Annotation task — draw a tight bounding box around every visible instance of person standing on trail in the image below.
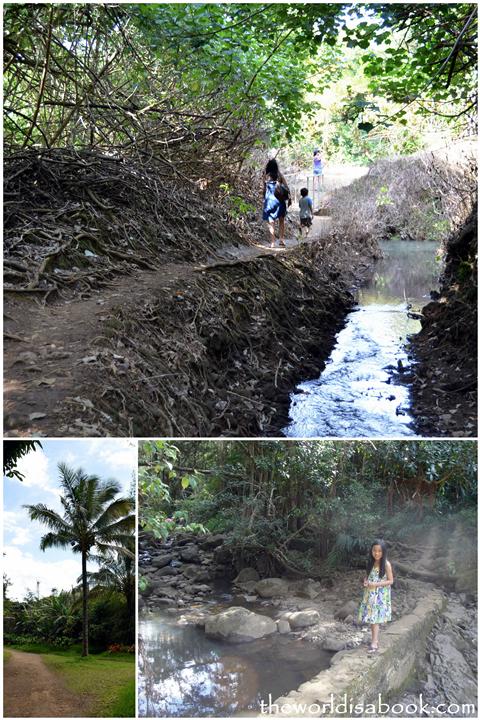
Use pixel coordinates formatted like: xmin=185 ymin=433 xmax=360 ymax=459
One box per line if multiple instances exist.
xmin=357 ymin=539 xmax=393 ymax=654
xmin=298 ymin=187 xmax=313 ymax=239
xmin=313 ymin=149 xmax=324 ymax=190
xmin=262 ymin=158 xmax=290 ymax=248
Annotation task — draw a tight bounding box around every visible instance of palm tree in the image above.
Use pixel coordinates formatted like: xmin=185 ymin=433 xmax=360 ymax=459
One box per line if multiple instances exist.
xmin=24 ymin=462 xmax=135 ymax=656
xmin=82 ymin=537 xmax=135 ymax=629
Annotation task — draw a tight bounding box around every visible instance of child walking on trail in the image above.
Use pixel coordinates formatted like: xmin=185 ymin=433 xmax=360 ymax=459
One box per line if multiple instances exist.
xmin=357 ymin=539 xmax=393 ymax=654
xmin=298 ymin=187 xmax=313 ymax=238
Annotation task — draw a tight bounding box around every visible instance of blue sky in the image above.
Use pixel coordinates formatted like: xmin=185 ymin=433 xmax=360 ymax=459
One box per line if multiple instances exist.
xmin=3 ymin=439 xmax=137 ymax=600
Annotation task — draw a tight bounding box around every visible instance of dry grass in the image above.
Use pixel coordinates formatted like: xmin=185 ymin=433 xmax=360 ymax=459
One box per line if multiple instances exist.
xmin=325 ymin=143 xmax=477 ymax=247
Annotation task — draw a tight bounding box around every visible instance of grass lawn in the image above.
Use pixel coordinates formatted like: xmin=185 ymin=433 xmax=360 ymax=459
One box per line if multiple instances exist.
xmin=9 ymin=644 xmax=135 ymax=717
xmin=4 ymin=648 xmax=12 ymax=663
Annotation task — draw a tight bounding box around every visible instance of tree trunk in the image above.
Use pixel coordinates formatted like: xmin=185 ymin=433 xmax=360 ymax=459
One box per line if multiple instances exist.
xmin=81 ymin=550 xmax=89 ymax=657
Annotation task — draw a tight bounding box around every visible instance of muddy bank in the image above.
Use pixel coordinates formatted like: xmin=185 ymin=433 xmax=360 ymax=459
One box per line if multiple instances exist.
xmin=410 ymin=203 xmax=477 ymax=437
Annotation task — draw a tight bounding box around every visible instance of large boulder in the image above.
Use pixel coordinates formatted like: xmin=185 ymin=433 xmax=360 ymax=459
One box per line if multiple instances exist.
xmin=284 ymin=610 xmax=320 ymax=628
xmin=204 ymin=607 xmax=277 ymax=643
xmin=235 ymin=580 xmax=258 ymax=593
xmin=255 ymin=578 xmax=290 ymax=598
xmin=180 ymin=545 xmax=200 ymax=562
xmin=290 ymin=578 xmax=322 ymax=599
xmin=200 ymin=534 xmax=227 ymax=549
xmin=155 ymin=566 xmax=179 ymax=577
xmin=334 ymin=600 xmax=358 ymax=620
xmin=151 ymin=584 xmax=178 ymax=599
xmin=322 ymin=637 xmax=347 ymax=652
xmin=151 ymin=554 xmax=174 ymax=568
xmin=234 ymin=568 xmax=260 ymax=584
xmin=182 ymin=564 xmax=210 ymax=582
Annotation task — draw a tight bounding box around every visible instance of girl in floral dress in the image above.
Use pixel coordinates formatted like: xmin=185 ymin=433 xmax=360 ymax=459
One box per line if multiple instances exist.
xmin=358 ymin=539 xmax=393 ymax=654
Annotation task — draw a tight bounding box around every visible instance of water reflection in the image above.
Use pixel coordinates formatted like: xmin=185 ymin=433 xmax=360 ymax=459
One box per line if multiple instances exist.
xmin=284 ymin=240 xmax=440 ymax=437
xmin=139 ymin=610 xmax=332 ymax=717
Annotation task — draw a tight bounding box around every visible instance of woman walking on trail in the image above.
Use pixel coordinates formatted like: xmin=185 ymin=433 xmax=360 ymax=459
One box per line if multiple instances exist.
xmin=262 ymin=158 xmax=290 ymax=248
xmin=313 ymin=149 xmax=324 ymax=190
xmin=358 ymin=539 xmax=393 ymax=654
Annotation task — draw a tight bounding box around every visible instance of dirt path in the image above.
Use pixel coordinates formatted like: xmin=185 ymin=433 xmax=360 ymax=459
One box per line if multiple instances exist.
xmin=3 ymin=649 xmax=90 ymax=717
xmin=4 ymin=217 xmax=332 ymax=437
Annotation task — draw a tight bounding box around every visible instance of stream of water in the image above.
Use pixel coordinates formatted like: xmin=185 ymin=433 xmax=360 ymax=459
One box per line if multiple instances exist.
xmin=284 ymin=240 xmax=440 ymax=437
xmin=139 ymin=597 xmax=332 ymax=717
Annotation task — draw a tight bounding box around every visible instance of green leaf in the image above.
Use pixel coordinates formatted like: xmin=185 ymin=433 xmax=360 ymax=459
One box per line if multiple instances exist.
xmin=358 ymin=121 xmax=375 ymax=133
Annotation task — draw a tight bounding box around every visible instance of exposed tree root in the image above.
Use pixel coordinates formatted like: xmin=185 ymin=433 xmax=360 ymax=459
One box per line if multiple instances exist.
xmin=86 ymin=242 xmax=360 ymax=437
xmin=4 ymin=148 xmax=262 ymax=298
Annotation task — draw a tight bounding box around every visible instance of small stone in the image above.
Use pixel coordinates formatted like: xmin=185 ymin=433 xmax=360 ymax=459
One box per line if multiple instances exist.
xmin=28 ymin=412 xmax=47 ymax=421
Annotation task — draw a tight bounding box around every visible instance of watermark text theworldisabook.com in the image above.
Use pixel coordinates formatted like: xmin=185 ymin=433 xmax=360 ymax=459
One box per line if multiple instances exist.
xmin=259 ymin=693 xmax=477 ymax=716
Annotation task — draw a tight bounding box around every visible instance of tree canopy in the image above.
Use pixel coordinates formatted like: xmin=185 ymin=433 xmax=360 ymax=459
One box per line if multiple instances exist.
xmin=139 ymin=440 xmax=477 ymax=576
xmin=4 ymin=3 xmax=477 ymax=166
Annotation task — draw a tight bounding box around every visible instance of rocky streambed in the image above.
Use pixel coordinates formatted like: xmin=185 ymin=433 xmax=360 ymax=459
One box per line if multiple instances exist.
xmin=138 ymin=532 xmax=477 ymax=717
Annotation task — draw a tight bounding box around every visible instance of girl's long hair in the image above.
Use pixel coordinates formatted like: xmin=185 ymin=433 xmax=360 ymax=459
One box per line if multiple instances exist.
xmin=265 ymin=158 xmax=279 ymax=180
xmin=366 ymin=539 xmax=387 ymax=579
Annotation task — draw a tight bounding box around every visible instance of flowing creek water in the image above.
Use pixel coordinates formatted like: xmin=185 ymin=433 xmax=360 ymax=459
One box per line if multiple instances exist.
xmin=284 ymin=240 xmax=440 ymax=437
xmin=138 ymin=593 xmax=333 ymax=717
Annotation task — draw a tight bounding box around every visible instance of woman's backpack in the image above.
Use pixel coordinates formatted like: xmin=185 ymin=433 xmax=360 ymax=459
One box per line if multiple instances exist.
xmin=274 ymin=181 xmax=290 ymax=202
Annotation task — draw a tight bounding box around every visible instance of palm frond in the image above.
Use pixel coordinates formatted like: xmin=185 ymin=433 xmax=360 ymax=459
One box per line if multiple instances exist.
xmin=95 ymin=538 xmax=135 ymax=555
xmin=23 ymin=504 xmax=70 ymax=533
xmin=57 ymin=462 xmax=81 ymax=506
xmin=92 ymin=492 xmax=129 ymax=527
xmin=40 ymin=531 xmax=72 ymax=551
xmin=94 ymin=510 xmax=135 ymax=537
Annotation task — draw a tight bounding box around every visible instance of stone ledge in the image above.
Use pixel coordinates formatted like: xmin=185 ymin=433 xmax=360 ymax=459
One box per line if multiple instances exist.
xmin=263 ymin=588 xmax=446 ymax=716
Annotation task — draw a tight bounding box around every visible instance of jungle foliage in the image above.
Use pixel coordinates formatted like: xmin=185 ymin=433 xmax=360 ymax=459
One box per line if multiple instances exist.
xmin=4 ymin=3 xmax=477 ymax=169
xmin=139 ymin=440 xmax=477 ymax=575
xmin=4 ymin=583 xmax=135 ymax=653
xmin=3 ymin=440 xmax=43 ymax=481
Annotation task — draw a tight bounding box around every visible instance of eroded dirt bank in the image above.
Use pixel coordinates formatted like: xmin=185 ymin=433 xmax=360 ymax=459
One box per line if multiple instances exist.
xmin=4 ymin=151 xmax=380 ymax=437
xmin=410 ymin=203 xmax=477 ymax=437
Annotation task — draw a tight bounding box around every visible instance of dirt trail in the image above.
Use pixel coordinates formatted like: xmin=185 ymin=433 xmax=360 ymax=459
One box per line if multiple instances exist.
xmin=4 ymin=217 xmax=332 ymax=437
xmin=3 ymin=649 xmax=90 ymax=717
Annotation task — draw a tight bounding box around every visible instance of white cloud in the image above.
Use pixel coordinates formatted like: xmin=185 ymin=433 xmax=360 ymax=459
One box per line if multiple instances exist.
xmin=62 ymin=451 xmax=79 ymax=465
xmin=88 ymin=440 xmax=137 ymax=480
xmin=3 ymin=510 xmax=33 ymax=546
xmin=3 ymin=545 xmax=83 ymax=600
xmin=15 ymin=448 xmax=60 ymax=499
